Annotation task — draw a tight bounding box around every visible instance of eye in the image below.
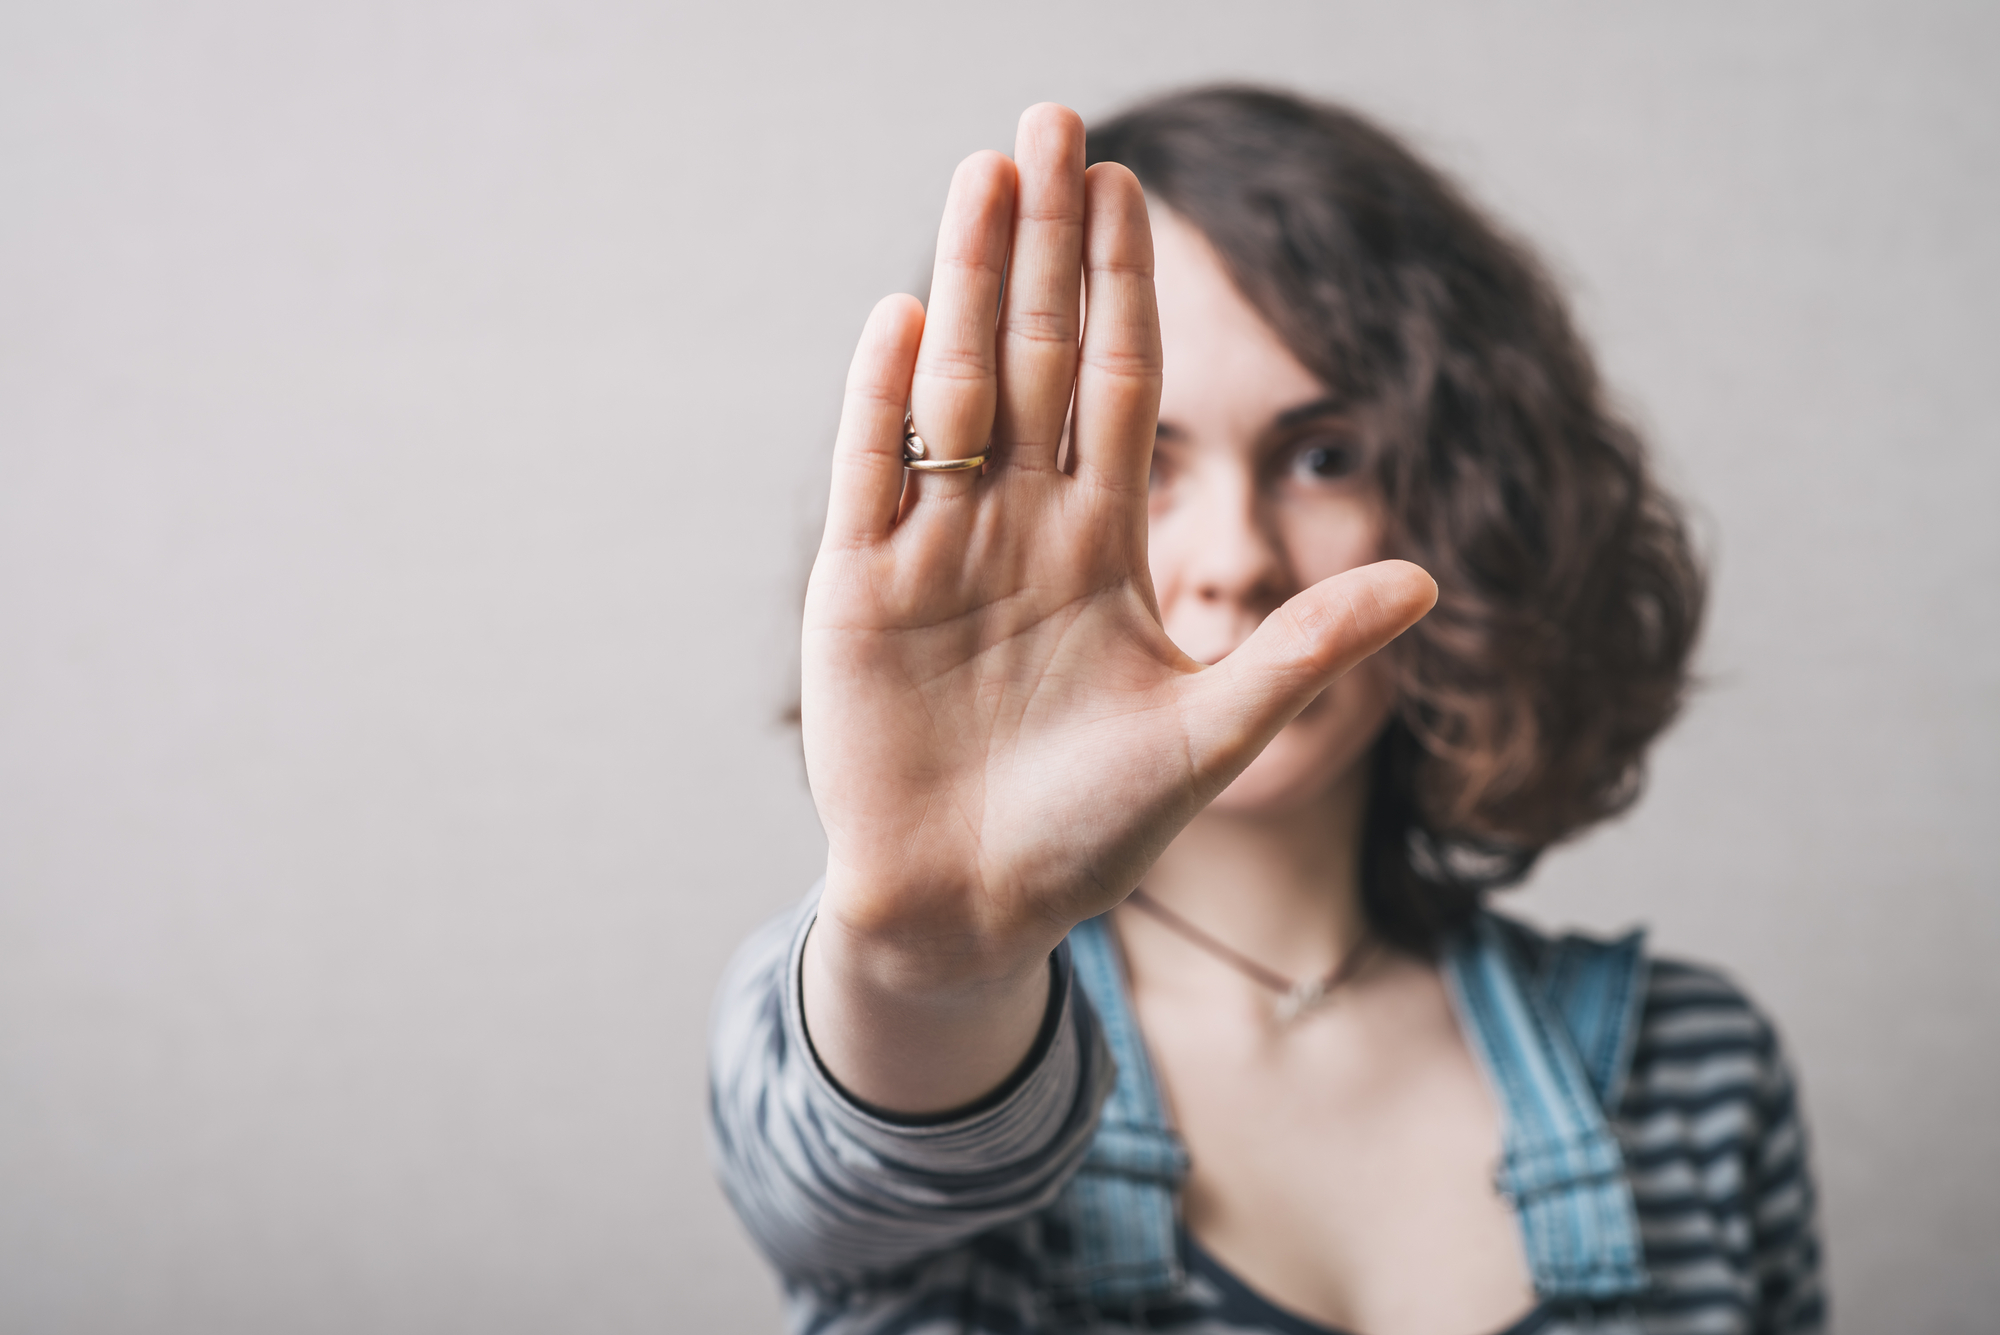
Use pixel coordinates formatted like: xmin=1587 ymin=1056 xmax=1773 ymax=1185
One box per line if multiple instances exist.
xmin=1291 ymin=438 xmax=1362 ymax=481
xmin=1148 ymin=431 xmax=1183 ymax=495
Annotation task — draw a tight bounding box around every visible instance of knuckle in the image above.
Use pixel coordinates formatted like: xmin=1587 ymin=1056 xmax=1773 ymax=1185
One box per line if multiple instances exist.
xmin=1001 ymin=307 xmax=1079 ymax=350
xmin=1275 ymin=593 xmax=1350 ymax=672
xmin=1272 ymin=599 xmax=1320 ymax=651
xmin=846 ymin=376 xmax=907 ymax=409
xmin=1016 ymin=201 xmax=1084 ymax=226
xmin=1085 ymin=256 xmax=1154 ymax=279
xmin=1079 ymin=344 xmax=1163 ymax=379
xmin=917 ymin=344 xmax=994 ymax=381
xmin=935 ymin=249 xmax=1006 ymax=280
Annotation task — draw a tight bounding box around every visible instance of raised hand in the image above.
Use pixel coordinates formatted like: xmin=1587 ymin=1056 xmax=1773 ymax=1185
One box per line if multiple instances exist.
xmin=799 ymin=105 xmax=1436 ymax=1112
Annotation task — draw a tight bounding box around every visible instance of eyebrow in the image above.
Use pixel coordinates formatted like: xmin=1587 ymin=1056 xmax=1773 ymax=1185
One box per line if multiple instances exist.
xmin=1154 ymin=395 xmax=1350 ymax=439
xmin=1273 ymin=395 xmax=1348 ymax=428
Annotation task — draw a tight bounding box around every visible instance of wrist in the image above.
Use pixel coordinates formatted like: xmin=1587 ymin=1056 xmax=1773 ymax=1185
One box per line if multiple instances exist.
xmin=815 ymin=862 xmax=1064 ymax=1001
xmin=800 ymin=907 xmax=1059 ymax=1118
xmin=809 ymin=893 xmax=1055 ymax=1008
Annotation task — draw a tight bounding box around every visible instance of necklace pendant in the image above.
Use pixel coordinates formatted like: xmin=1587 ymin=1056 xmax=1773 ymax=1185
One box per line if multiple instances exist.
xmin=1274 ymin=978 xmax=1327 ymax=1025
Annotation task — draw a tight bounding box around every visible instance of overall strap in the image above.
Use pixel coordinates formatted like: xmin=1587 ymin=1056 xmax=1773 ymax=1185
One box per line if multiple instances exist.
xmin=1443 ymin=914 xmax=1650 ymax=1300
xmin=1537 ymin=924 xmax=1651 ymax=1115
xmin=1041 ymin=913 xmax=1189 ymax=1310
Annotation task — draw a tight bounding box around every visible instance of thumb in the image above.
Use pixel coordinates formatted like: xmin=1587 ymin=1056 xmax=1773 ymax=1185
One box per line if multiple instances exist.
xmin=1181 ymin=559 xmax=1438 ymax=785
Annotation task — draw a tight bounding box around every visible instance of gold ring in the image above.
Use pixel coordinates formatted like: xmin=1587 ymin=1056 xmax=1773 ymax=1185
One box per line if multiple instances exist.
xmin=903 ymin=410 xmax=987 ymax=473
xmin=904 ymin=453 xmax=989 ymax=473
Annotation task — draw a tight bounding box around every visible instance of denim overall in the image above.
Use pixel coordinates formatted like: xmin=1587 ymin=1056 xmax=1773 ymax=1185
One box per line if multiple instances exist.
xmin=1041 ymin=910 xmax=1652 ymax=1323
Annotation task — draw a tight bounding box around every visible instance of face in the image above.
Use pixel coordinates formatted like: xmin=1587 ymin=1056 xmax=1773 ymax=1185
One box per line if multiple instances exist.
xmin=1147 ymin=209 xmax=1394 ymax=815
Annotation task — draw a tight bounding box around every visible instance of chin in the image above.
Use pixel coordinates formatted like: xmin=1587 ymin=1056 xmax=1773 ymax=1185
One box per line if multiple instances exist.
xmin=1206 ymin=669 xmax=1394 ymax=818
xmin=1209 ymin=717 xmax=1380 ymax=817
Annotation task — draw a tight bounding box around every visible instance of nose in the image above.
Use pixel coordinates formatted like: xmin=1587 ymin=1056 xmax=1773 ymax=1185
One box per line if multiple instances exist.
xmin=1181 ymin=466 xmax=1290 ymax=614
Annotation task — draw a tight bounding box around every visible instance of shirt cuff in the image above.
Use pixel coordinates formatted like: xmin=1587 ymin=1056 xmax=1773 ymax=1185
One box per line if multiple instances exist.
xmin=784 ymin=904 xmax=1087 ymax=1169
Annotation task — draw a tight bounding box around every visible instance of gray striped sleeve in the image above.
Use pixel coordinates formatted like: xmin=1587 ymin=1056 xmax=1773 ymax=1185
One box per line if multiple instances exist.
xmin=1624 ymin=960 xmax=1827 ymax=1334
xmin=706 ymin=886 xmax=1115 ymax=1288
xmin=1745 ymin=1020 xmax=1824 ymax=1332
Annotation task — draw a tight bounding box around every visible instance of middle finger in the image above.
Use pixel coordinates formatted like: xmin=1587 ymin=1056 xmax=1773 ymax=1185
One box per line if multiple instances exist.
xmin=992 ymin=104 xmax=1086 ymax=474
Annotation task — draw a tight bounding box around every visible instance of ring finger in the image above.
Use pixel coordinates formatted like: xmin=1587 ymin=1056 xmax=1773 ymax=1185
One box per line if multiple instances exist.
xmin=905 ymin=150 xmax=1016 ymax=498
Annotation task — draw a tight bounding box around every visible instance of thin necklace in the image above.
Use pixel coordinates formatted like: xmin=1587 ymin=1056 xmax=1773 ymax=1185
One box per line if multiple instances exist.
xmin=1124 ymin=886 xmax=1378 ymax=1025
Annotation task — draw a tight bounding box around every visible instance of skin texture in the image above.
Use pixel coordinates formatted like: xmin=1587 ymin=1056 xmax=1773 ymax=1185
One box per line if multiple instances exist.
xmin=795 ymin=105 xmax=1525 ymax=1333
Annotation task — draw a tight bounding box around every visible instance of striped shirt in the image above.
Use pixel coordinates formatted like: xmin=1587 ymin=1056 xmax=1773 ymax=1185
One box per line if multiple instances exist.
xmin=708 ymin=888 xmax=1824 ymax=1333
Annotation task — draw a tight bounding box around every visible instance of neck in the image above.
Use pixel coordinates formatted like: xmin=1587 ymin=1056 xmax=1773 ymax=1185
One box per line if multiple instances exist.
xmin=1137 ymin=758 xmax=1373 ymax=984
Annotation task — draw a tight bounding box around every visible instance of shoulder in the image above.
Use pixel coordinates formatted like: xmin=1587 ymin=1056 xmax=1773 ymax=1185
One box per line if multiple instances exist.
xmin=1475 ymin=914 xmax=1824 ymax=1320
xmin=1624 ymin=951 xmax=1799 ymax=1127
xmin=1618 ymin=953 xmax=1824 ymax=1324
xmin=1484 ymin=910 xmax=1799 ymax=1114
xmin=1636 ymin=955 xmax=1783 ymax=1058
xmin=1488 ymin=913 xmax=1786 ymax=1057
xmin=1607 ymin=943 xmax=1815 ymax=1238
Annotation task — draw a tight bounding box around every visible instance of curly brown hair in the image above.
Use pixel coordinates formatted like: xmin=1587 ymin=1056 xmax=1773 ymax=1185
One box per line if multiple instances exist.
xmin=1088 ymin=87 xmax=1706 ymax=953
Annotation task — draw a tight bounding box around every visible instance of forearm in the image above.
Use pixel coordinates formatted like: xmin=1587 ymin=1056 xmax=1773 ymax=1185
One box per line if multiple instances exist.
xmin=801 ymin=899 xmax=1059 ymax=1117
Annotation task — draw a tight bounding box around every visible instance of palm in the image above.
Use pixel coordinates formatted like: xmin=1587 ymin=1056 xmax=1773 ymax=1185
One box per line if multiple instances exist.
xmin=802 ymin=106 xmax=1433 ymax=962
xmin=808 ymin=466 xmax=1198 ymax=935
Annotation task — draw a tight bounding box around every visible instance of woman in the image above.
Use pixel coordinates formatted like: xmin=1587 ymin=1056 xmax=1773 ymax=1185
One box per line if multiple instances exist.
xmin=709 ymin=88 xmax=1823 ymax=1335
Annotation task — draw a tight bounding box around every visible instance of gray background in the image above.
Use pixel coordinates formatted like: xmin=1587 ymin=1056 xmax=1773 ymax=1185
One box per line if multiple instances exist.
xmin=3 ymin=1 xmax=1995 ymax=1331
